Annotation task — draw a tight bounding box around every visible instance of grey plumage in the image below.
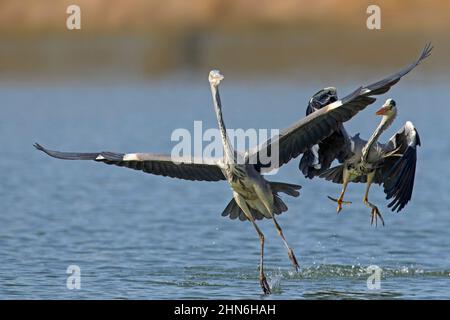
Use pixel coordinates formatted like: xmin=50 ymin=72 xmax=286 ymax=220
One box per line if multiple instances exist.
xmin=319 ymin=97 xmax=421 ymax=227
xmin=319 ymin=123 xmax=421 ymax=213
xmin=298 ymin=44 xmax=430 ymax=225
xmin=34 ymin=44 xmax=430 ymax=290
xmin=33 ymin=144 xmax=225 ymax=181
xmin=382 ymin=123 xmax=421 ymax=212
xmin=34 ymin=65 xmax=396 ymax=293
xmin=34 ymin=66 xmax=393 ymax=221
xmin=221 ymin=181 xmax=301 ymax=221
xmin=300 ymin=43 xmax=432 ymax=179
xmin=247 ymin=87 xmax=377 ymax=171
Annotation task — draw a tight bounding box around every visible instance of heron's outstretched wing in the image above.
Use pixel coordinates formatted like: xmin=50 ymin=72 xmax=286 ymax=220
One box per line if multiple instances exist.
xmin=299 ymin=123 xmax=350 ymax=178
xmin=247 ymin=88 xmax=376 ymax=170
xmin=300 ymin=89 xmax=351 ymax=178
xmin=299 ymin=43 xmax=432 ymax=178
xmin=34 ymin=143 xmax=226 ymax=182
xmin=380 ymin=122 xmax=421 ymax=212
xmin=361 ymin=43 xmax=432 ymax=96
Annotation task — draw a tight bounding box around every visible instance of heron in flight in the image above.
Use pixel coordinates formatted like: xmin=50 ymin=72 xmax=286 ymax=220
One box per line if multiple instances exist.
xmin=300 ymin=44 xmax=431 ymax=225
xmin=35 ymin=62 xmax=404 ymax=293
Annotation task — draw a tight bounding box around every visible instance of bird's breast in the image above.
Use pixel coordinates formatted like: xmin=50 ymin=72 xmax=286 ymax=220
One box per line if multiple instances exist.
xmin=346 ymin=162 xmax=375 ymax=181
xmin=230 ymin=178 xmax=258 ymax=200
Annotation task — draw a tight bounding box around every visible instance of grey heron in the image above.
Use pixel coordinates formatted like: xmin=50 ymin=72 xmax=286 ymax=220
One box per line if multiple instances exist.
xmin=299 ymin=44 xmax=431 ymax=225
xmin=35 ymin=65 xmax=401 ymax=293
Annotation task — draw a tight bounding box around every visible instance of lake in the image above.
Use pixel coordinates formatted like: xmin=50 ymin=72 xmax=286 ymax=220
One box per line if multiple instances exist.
xmin=0 ymin=77 xmax=449 ymax=299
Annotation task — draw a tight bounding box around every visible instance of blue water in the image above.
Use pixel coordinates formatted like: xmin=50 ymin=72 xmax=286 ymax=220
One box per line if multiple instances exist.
xmin=0 ymin=78 xmax=449 ymax=299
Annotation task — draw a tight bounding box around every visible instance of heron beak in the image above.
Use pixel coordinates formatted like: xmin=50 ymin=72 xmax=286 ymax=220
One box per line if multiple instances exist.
xmin=375 ymin=106 xmax=388 ymax=116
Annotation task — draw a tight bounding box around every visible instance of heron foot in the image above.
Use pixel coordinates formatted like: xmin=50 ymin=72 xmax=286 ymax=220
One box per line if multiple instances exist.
xmin=327 ymin=196 xmax=352 ymax=213
xmin=364 ymin=199 xmax=385 ymax=227
xmin=259 ymin=274 xmax=271 ymax=295
xmin=370 ymin=206 xmax=385 ymax=227
xmin=288 ymin=248 xmax=300 ymax=272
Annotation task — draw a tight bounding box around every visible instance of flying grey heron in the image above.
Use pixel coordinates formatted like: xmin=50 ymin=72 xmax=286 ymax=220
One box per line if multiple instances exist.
xmin=34 ymin=63 xmax=405 ymax=293
xmin=300 ymin=44 xmax=431 ymax=225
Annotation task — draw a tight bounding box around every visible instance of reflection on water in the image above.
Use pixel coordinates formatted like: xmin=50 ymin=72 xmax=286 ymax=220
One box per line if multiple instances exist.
xmin=0 ymin=79 xmax=449 ymax=299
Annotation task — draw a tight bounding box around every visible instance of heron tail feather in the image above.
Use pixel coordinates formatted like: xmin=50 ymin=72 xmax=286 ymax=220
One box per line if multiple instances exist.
xmin=221 ymin=182 xmax=301 ymax=221
xmin=318 ymin=165 xmax=344 ymax=184
xmin=269 ymin=181 xmax=302 ymax=197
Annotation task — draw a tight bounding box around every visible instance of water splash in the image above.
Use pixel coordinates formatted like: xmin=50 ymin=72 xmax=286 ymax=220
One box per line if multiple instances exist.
xmin=267 ymin=268 xmax=283 ymax=293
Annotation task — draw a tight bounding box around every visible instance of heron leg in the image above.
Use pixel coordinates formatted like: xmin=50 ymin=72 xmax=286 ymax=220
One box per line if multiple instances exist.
xmin=272 ymin=216 xmax=300 ymax=272
xmin=234 ymin=193 xmax=271 ymax=295
xmin=254 ymin=185 xmax=300 ymax=272
xmin=363 ymin=173 xmax=385 ymax=227
xmin=328 ymin=179 xmax=351 ymax=213
xmin=250 ymin=219 xmax=271 ymax=295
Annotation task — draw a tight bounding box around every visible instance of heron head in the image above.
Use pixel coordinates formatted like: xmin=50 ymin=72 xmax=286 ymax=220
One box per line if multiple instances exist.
xmin=376 ymin=98 xmax=397 ymax=117
xmin=209 ymin=70 xmax=224 ymax=86
xmin=309 ymin=87 xmax=338 ymax=108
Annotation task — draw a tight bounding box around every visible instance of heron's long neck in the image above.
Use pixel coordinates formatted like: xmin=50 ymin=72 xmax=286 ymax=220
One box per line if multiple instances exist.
xmin=362 ymin=114 xmax=395 ymax=162
xmin=210 ymin=85 xmax=234 ymax=163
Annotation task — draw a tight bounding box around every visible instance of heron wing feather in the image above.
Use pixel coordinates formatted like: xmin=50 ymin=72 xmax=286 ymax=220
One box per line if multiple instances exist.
xmin=247 ymin=90 xmax=376 ymax=171
xmin=380 ymin=122 xmax=420 ymax=212
xmin=299 ymin=43 xmax=431 ymax=178
xmin=34 ymin=143 xmax=226 ymax=182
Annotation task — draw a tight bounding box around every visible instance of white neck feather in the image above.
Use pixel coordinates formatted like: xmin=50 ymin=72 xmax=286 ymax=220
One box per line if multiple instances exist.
xmin=210 ymin=84 xmax=234 ymax=163
xmin=362 ymin=111 xmax=396 ymax=162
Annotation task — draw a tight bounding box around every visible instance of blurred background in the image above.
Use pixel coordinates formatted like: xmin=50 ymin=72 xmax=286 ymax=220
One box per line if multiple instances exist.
xmin=1 ymin=1 xmax=449 ymax=299
xmin=0 ymin=0 xmax=449 ymax=83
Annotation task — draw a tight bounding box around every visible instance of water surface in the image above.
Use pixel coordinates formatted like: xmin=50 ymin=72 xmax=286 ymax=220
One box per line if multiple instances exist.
xmin=0 ymin=79 xmax=449 ymax=299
